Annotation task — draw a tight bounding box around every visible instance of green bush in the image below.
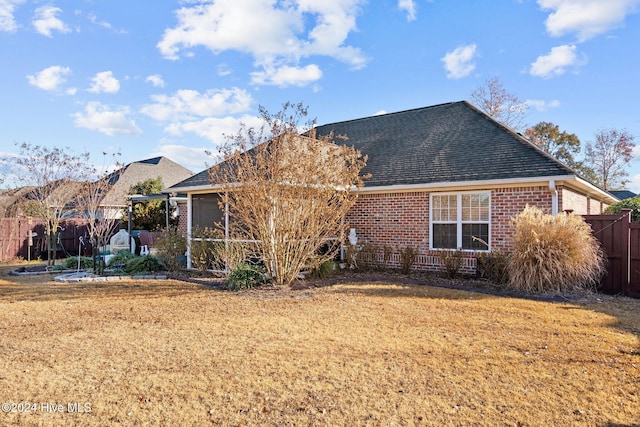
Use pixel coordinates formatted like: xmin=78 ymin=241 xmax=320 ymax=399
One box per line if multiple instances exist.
xmin=604 ymin=198 xmax=640 ymax=221
xmin=399 ymin=245 xmax=418 ymax=274
xmin=107 ymin=250 xmax=136 ymax=267
xmin=226 ymin=263 xmax=268 ymax=290
xmin=476 ymin=251 xmax=509 ymax=284
xmin=122 ymin=255 xmax=163 ymax=275
xmin=154 ymin=227 xmax=188 ymax=272
xmin=508 ymin=205 xmax=605 ymax=294
xmin=439 ymin=249 xmax=464 ymax=279
xmin=62 ymin=256 xmax=93 ymax=270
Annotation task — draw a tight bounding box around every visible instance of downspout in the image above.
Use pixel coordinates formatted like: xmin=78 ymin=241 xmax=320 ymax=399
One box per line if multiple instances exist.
xmin=549 ymin=180 xmax=558 ymax=215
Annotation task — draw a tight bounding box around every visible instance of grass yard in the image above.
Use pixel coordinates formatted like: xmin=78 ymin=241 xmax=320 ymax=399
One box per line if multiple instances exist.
xmin=0 ymin=262 xmax=638 ymax=426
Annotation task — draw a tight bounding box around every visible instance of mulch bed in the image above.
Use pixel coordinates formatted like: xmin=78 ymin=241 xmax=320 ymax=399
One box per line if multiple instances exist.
xmin=170 ymin=267 xmax=598 ymax=303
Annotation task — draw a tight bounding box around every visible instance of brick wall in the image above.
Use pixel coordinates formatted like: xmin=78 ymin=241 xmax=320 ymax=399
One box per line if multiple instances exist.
xmin=345 ymin=185 xmax=554 ymax=273
xmin=561 ymin=188 xmax=588 ymax=214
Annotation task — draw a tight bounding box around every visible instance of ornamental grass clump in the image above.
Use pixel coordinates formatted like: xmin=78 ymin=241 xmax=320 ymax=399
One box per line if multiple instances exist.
xmin=508 ymin=205 xmax=605 ymax=294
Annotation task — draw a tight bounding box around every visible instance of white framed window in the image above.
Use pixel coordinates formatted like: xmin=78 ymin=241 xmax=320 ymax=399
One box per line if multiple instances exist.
xmin=430 ymin=191 xmax=490 ymax=251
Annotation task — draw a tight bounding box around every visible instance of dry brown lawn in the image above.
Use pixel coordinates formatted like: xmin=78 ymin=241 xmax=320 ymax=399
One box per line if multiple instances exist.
xmin=0 ymin=262 xmax=638 ymax=426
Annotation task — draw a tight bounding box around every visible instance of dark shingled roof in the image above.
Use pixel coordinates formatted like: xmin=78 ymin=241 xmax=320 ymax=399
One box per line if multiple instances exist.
xmin=313 ymin=101 xmax=574 ymax=187
xmin=169 ymin=101 xmax=576 ymax=190
xmin=609 ymin=190 xmax=636 ymax=200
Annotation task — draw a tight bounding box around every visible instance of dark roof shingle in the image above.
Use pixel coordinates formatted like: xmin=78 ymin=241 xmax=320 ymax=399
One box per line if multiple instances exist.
xmin=312 ymin=101 xmax=574 ymax=187
xmin=169 ymin=101 xmax=577 ymax=190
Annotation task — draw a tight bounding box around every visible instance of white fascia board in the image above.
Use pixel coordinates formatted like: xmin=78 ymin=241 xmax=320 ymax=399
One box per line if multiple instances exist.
xmin=162 ymin=184 xmax=223 ymax=194
xmin=357 ymin=175 xmax=578 ymax=194
xmin=572 ymin=177 xmax=619 ymax=203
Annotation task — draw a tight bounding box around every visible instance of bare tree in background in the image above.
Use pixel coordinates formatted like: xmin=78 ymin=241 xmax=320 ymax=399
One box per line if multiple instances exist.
xmin=211 ymin=102 xmax=368 ymax=286
xmin=470 ymin=76 xmax=529 ymax=131
xmin=3 ymin=143 xmax=91 ymax=265
xmin=584 ymin=128 xmax=635 ymax=191
xmin=74 ymin=152 xmax=123 ymax=273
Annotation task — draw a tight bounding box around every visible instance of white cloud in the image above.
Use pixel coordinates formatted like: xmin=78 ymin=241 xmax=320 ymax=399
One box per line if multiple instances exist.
xmin=529 ymin=44 xmax=586 ymax=78
xmin=398 ymin=0 xmax=417 ymax=21
xmin=26 ymin=65 xmax=71 ymax=91
xmin=152 ymin=144 xmax=213 ymax=172
xmin=141 ymin=87 xmax=253 ymax=122
xmin=628 ymin=172 xmax=640 ymax=193
xmin=89 ymin=71 xmax=120 ymax=94
xmin=164 ymin=114 xmax=263 ymax=144
xmin=145 ymin=74 xmax=165 ymax=88
xmin=374 ymin=110 xmax=388 ymax=116
xmin=250 ymin=64 xmax=322 ymax=87
xmin=32 ymin=5 xmax=70 ymax=37
xmin=441 ymin=44 xmax=477 ymax=79
xmin=157 ymin=0 xmax=368 ymax=85
xmin=0 ymin=0 xmax=24 ymax=32
xmin=73 ymin=102 xmax=141 ymax=136
xmin=525 ymin=99 xmax=561 ymax=111
xmin=538 ymin=0 xmax=639 ymax=42
xmin=217 ymin=64 xmax=232 ymax=77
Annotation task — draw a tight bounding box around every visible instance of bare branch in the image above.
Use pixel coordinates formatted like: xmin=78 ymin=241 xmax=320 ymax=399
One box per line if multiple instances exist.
xmin=210 ymin=103 xmax=367 ymax=286
xmin=470 ymin=76 xmax=529 ymax=131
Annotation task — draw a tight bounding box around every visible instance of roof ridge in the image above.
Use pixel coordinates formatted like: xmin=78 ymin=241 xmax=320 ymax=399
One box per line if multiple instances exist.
xmin=315 ymin=101 xmax=464 ymax=128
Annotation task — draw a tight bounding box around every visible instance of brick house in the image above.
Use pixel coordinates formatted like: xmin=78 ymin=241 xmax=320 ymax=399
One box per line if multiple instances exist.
xmin=167 ymin=101 xmax=617 ymax=271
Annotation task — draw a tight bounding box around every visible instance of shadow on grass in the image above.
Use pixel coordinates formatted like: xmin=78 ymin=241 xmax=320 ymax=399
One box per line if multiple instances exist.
xmin=561 ymin=294 xmax=640 ymax=357
xmin=313 ymin=272 xmax=640 ymax=358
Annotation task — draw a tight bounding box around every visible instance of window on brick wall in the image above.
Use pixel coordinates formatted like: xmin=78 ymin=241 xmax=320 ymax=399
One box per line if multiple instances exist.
xmin=430 ymin=192 xmax=490 ymax=251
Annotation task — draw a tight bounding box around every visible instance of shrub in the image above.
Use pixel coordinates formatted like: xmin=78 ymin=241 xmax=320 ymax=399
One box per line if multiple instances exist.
xmin=155 ymin=227 xmax=188 ymax=272
xmin=308 ymin=260 xmax=336 ymax=279
xmin=107 ymin=250 xmax=136 ymax=267
xmin=439 ymin=249 xmax=464 ymax=279
xmin=508 ymin=205 xmax=605 ymax=294
xmin=122 ymin=255 xmax=163 ymax=275
xmin=359 ymin=243 xmax=381 ymax=270
xmin=345 ymin=245 xmax=361 ymax=270
xmin=476 ymin=251 xmax=509 ymax=284
xmin=604 ymin=198 xmax=640 ymax=221
xmin=189 ymin=228 xmax=252 ymax=272
xmin=215 ymin=240 xmax=251 ymax=272
xmin=226 ymin=262 xmax=268 ymax=290
xmin=399 ymin=245 xmax=418 ymax=274
xmin=62 ymin=256 xmax=93 ymax=270
xmin=190 ymin=227 xmax=221 ymax=271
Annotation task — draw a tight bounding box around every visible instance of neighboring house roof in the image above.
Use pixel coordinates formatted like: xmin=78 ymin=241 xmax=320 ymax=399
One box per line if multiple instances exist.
xmin=167 ymin=101 xmax=615 ymax=203
xmin=0 ymin=187 xmax=33 ymax=216
xmin=101 ymin=156 xmax=193 ymax=207
xmin=609 ymin=190 xmax=636 ymax=200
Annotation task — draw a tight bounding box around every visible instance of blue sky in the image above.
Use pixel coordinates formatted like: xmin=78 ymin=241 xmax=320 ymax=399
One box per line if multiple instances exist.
xmin=1 ymin=0 xmax=640 ymax=191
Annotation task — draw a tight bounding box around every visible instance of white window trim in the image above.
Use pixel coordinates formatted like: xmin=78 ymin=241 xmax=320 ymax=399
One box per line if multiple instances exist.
xmin=429 ymin=191 xmax=491 ymax=251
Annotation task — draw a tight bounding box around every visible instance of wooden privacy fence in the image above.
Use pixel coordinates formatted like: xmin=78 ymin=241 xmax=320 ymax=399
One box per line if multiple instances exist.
xmin=0 ymin=217 xmax=91 ymax=262
xmin=583 ymin=210 xmax=640 ymax=298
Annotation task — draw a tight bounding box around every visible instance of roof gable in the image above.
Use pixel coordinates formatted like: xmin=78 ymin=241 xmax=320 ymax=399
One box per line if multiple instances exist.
xmin=101 ymin=156 xmax=193 ymax=206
